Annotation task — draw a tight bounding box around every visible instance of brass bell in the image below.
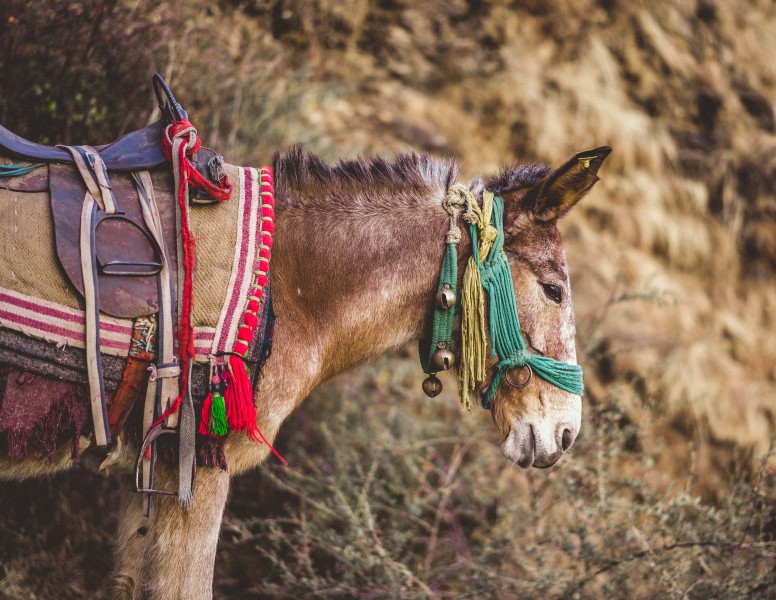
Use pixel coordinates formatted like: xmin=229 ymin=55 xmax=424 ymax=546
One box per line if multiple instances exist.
xmin=431 ymin=347 xmax=455 ymax=371
xmin=435 ymin=285 xmax=456 ymax=310
xmin=422 ymin=374 xmax=443 ymax=397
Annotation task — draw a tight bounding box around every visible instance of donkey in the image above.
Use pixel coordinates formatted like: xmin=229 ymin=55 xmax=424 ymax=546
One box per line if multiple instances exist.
xmin=0 ymin=144 xmax=609 ymax=598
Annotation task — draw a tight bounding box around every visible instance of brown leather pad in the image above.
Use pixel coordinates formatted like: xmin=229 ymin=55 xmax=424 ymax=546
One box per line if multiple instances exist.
xmin=49 ymin=163 xmax=178 ymax=318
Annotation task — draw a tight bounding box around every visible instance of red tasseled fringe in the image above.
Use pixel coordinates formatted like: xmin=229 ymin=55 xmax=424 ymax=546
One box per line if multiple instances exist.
xmin=198 ymin=391 xmax=214 ymax=436
xmin=224 ymin=354 xmax=256 ymax=438
xmin=223 ymin=355 xmax=287 ymax=465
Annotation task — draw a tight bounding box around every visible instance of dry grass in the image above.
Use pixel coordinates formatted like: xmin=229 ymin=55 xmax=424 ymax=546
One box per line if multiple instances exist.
xmin=0 ymin=0 xmax=774 ymax=597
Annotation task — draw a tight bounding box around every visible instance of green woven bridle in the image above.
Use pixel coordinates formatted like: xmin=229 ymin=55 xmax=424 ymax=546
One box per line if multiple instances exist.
xmin=421 ymin=187 xmax=584 ymax=410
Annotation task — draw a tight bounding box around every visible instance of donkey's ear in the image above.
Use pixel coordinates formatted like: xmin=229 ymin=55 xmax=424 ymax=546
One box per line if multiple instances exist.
xmin=529 ymin=146 xmax=612 ymax=222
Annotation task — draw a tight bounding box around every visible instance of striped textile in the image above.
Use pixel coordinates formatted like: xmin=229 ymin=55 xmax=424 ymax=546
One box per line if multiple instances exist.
xmin=0 ymin=165 xmax=261 ymax=364
xmin=211 ymin=166 xmax=261 ymax=356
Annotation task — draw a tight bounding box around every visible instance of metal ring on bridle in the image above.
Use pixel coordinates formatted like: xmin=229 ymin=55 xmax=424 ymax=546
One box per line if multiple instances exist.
xmin=504 ymin=363 xmax=533 ymax=389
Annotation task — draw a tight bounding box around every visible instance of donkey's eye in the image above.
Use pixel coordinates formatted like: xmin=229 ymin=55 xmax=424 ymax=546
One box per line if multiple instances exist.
xmin=542 ymin=283 xmax=563 ymax=304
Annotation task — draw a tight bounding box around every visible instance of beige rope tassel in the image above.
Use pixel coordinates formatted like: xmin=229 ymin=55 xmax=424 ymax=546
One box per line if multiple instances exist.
xmin=459 ymin=189 xmax=498 ymax=410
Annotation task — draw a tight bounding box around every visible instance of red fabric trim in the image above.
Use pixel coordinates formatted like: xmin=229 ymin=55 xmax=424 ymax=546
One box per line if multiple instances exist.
xmin=221 ymin=166 xmax=285 ymax=464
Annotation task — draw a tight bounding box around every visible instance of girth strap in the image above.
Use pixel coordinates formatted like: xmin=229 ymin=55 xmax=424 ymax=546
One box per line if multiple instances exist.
xmin=131 ymin=170 xmax=190 ymax=514
xmin=78 ymin=191 xmax=111 ymax=447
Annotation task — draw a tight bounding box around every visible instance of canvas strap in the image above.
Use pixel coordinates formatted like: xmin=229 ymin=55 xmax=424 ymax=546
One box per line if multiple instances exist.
xmin=131 ymin=170 xmax=192 ymax=514
xmin=59 ymin=145 xmax=117 ymax=214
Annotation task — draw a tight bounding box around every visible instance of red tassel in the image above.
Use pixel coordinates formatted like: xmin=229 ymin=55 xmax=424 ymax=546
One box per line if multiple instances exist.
xmin=224 ymin=354 xmax=258 ymax=440
xmin=199 ymin=392 xmax=214 ymax=435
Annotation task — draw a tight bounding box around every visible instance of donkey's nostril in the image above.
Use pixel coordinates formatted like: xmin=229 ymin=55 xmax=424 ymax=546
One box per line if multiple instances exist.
xmin=561 ymin=428 xmax=574 ymax=452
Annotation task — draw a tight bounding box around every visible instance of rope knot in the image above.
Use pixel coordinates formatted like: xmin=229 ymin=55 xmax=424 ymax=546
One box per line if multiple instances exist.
xmin=161 ymin=118 xmax=233 ymax=202
xmin=162 ymin=119 xmax=201 ymax=159
xmin=503 ymin=350 xmax=528 ymax=367
xmin=443 ymin=183 xmax=477 ymax=245
xmin=481 ymin=224 xmax=498 ymax=243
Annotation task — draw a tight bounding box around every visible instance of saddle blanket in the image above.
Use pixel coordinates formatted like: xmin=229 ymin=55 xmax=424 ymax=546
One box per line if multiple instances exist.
xmin=0 ymin=164 xmax=272 ymax=460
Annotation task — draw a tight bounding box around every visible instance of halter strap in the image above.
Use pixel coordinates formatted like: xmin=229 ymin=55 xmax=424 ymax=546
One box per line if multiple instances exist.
xmin=421 ymin=187 xmax=584 ymax=410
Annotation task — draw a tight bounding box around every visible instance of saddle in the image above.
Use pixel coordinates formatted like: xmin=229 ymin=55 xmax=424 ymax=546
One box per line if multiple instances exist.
xmin=0 ymin=79 xmax=222 ymax=318
xmin=0 ymin=119 xmax=167 ymax=171
xmin=0 ymin=75 xmax=232 ymax=511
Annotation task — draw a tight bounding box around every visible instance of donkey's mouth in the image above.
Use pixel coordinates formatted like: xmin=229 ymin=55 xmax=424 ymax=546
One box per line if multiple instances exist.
xmin=501 ymin=424 xmax=536 ymax=468
xmin=501 ymin=420 xmax=572 ymax=469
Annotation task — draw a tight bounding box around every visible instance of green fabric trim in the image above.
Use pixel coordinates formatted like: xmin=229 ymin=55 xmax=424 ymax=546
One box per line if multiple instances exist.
xmin=476 ymin=197 xmax=584 ymax=409
xmin=0 ymin=163 xmax=45 ymax=177
xmin=422 ymin=243 xmax=458 ymax=373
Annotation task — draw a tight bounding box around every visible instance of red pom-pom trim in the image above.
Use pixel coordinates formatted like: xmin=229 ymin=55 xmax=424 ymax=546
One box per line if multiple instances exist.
xmin=215 ymin=166 xmax=285 ymax=465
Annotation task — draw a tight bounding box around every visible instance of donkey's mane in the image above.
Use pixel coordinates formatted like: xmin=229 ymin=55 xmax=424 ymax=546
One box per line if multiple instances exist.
xmin=273 ymin=147 xmax=458 ymax=211
xmin=484 ymin=162 xmax=552 ymax=195
xmin=273 ymin=146 xmax=552 ymax=213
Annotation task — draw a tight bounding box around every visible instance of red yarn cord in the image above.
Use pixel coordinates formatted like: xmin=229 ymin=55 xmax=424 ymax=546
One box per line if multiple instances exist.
xmin=198 ymin=392 xmax=214 ymax=435
xmin=161 ymin=120 xmax=232 ymax=201
xmin=151 ymin=120 xmax=233 ymax=430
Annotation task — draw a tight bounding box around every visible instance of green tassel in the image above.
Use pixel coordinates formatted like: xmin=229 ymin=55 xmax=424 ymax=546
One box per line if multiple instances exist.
xmin=209 ymin=393 xmax=228 ymax=436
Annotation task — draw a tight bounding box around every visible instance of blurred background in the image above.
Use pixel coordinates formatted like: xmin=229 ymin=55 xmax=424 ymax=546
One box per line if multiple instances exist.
xmin=0 ymin=0 xmax=774 ymax=597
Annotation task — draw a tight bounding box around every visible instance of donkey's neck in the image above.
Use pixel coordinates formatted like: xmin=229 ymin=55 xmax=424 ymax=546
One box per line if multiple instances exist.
xmin=273 ymin=202 xmax=450 ymax=379
xmin=272 ymin=183 xmax=454 ymax=390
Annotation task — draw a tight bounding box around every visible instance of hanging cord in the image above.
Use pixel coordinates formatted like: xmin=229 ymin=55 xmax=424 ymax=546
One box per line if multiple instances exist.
xmin=421 ymin=184 xmax=477 ymax=374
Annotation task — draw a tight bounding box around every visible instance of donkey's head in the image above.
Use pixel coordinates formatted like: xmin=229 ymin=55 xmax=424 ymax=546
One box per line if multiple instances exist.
xmin=483 ymin=147 xmax=610 ymax=468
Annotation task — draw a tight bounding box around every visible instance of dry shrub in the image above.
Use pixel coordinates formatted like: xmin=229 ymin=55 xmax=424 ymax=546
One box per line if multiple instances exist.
xmin=214 ymin=353 xmax=775 ymax=598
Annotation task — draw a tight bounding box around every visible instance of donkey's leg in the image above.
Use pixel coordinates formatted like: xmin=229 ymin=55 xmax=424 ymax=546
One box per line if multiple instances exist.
xmin=113 ymin=467 xmax=230 ymax=599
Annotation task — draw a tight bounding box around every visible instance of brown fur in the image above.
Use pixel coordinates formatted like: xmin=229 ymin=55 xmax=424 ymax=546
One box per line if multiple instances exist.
xmin=0 ymin=146 xmax=608 ymax=598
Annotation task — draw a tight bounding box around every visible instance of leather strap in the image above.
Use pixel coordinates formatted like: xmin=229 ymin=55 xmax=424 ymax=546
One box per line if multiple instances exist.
xmin=141 ymin=374 xmax=159 ymax=516
xmin=59 ymin=145 xmax=117 ymax=214
xmin=132 ymin=170 xmax=197 ymax=511
xmin=79 ymin=191 xmax=110 ymax=447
